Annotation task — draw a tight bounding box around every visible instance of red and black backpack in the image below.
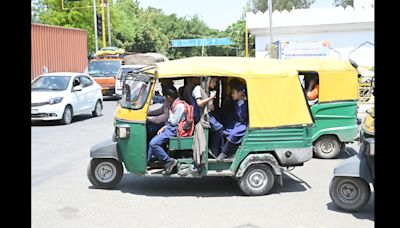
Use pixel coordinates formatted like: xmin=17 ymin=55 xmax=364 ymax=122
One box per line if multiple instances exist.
xmin=172 ymin=99 xmax=195 ymax=137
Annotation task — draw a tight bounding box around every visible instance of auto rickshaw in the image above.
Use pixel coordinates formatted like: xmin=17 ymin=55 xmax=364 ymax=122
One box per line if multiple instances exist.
xmin=329 ymin=106 xmax=374 ymax=211
xmin=329 ymin=76 xmax=374 ymax=211
xmin=265 ymin=58 xmax=359 ymax=159
xmin=87 ymin=57 xmax=315 ymax=196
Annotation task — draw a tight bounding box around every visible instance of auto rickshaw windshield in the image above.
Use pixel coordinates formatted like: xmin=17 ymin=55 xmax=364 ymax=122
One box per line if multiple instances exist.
xmin=121 ymin=73 xmax=153 ymax=110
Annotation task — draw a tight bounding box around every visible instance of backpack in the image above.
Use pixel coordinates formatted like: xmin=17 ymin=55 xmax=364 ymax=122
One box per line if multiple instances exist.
xmin=172 ymin=99 xmax=195 ymax=137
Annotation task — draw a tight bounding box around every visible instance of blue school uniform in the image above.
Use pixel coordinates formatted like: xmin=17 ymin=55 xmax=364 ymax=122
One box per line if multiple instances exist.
xmin=223 ymin=100 xmax=248 ymax=144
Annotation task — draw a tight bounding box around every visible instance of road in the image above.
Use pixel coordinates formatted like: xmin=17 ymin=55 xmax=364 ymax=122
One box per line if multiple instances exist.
xmin=32 ymin=99 xmax=374 ymax=228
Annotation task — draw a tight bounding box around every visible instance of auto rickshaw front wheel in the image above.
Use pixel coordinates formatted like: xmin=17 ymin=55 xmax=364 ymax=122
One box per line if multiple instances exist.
xmin=87 ymin=158 xmax=123 ymax=189
xmin=313 ymin=135 xmax=341 ymax=159
xmin=329 ymin=176 xmax=371 ymax=212
xmin=237 ymin=164 xmax=275 ymax=196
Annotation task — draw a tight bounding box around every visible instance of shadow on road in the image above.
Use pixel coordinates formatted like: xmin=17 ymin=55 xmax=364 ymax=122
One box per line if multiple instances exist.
xmin=88 ymin=171 xmax=309 ymax=197
xmin=326 ymin=192 xmax=374 ymax=221
xmin=312 ymin=147 xmax=358 ymax=160
xmin=103 ymin=96 xmax=120 ymax=102
xmin=337 ymin=147 xmax=359 ymax=159
xmin=31 ymin=114 xmax=100 ymax=127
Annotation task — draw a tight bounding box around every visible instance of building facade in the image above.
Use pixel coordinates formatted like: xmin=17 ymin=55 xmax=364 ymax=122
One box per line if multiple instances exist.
xmin=245 ymin=2 xmax=374 ymax=67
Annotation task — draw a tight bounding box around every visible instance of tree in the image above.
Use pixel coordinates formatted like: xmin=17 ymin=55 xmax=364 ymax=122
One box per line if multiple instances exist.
xmin=333 ymin=0 xmax=353 ymax=8
xmin=244 ymin=0 xmax=314 ymax=13
xmin=224 ymin=19 xmax=247 ymax=57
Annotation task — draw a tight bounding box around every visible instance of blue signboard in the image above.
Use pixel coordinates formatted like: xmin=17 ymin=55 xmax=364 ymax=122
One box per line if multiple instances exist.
xmin=171 ymin=38 xmax=234 ymax=47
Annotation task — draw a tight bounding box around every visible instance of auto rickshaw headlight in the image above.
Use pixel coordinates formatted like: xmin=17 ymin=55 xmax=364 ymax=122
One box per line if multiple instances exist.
xmin=116 ymin=124 xmax=130 ymax=139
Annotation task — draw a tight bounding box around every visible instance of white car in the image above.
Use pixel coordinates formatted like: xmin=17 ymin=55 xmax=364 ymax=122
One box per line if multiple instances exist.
xmin=31 ymin=72 xmax=103 ymax=125
xmin=115 ymin=65 xmax=147 ymax=97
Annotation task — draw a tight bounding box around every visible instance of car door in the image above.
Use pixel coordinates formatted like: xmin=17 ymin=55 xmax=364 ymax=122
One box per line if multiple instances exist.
xmin=79 ymin=75 xmax=97 ymax=112
xmin=70 ymin=76 xmax=85 ymax=115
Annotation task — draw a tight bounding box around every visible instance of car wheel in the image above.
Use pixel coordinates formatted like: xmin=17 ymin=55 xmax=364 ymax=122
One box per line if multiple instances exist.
xmin=60 ymin=106 xmax=73 ymax=125
xmin=237 ymin=164 xmax=275 ymax=196
xmin=92 ymin=100 xmax=102 ymax=117
xmin=313 ymin=135 xmax=341 ymax=159
xmin=329 ymin=176 xmax=371 ymax=212
xmin=87 ymin=158 xmax=123 ymax=189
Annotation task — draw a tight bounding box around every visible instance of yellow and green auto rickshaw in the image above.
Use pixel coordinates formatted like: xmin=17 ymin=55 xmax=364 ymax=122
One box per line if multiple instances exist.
xmin=266 ymin=58 xmax=359 ymax=159
xmin=87 ymin=57 xmax=315 ymax=196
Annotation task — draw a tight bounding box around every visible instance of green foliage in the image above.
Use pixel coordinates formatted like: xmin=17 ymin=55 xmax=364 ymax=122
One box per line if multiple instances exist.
xmin=244 ymin=0 xmax=314 ymax=13
xmin=333 ymin=0 xmax=353 ymax=8
xmin=32 ymin=0 xmax=250 ymax=59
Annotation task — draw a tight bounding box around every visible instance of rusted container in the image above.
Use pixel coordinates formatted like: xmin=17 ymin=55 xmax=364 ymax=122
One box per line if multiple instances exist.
xmin=31 ymin=23 xmax=88 ymax=80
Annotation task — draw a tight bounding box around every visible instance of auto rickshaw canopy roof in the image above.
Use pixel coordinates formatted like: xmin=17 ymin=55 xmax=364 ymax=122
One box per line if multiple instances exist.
xmin=266 ymin=58 xmax=359 ymax=102
xmin=147 ymin=57 xmax=314 ymax=128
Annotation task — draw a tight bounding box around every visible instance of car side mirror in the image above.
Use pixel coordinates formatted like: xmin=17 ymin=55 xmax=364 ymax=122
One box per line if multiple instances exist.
xmin=73 ymin=85 xmax=83 ymax=91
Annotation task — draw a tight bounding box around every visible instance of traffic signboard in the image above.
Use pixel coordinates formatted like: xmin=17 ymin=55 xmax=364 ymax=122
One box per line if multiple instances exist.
xmin=171 ymin=38 xmax=234 ymax=47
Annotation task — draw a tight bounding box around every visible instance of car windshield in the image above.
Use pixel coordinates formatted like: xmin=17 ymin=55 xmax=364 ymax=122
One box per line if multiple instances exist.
xmin=31 ymin=76 xmax=71 ymax=91
xmin=121 ymin=73 xmax=153 ymax=110
xmin=88 ymin=60 xmax=121 ymax=77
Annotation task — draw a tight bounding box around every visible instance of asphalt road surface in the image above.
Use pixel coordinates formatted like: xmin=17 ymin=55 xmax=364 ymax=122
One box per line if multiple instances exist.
xmin=32 ymin=99 xmax=374 ymax=228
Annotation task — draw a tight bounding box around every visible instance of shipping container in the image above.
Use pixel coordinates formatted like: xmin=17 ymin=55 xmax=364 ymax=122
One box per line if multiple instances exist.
xmin=31 ymin=23 xmax=88 ymax=80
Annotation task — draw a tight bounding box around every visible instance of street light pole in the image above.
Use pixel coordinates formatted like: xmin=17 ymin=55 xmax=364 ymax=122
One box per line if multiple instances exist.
xmin=268 ymin=0 xmax=273 ymax=57
xmin=93 ymin=0 xmax=98 ymax=51
xmin=101 ymin=0 xmax=106 ymax=48
xmin=107 ymin=0 xmax=111 ymax=46
xmin=245 ymin=27 xmax=249 ymax=57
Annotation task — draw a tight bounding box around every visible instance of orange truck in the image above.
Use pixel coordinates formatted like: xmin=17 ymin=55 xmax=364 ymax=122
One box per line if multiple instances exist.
xmin=88 ymin=48 xmax=125 ymax=97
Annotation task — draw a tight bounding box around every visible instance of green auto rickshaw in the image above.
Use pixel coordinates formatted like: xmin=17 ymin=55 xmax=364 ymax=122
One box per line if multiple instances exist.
xmin=267 ymin=58 xmax=359 ymax=159
xmin=87 ymin=57 xmax=315 ymax=196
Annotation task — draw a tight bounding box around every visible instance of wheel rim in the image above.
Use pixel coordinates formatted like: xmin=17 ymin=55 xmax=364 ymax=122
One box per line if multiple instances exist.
xmin=64 ymin=108 xmax=72 ymax=123
xmin=94 ymin=162 xmax=116 ymax=183
xmin=321 ymin=141 xmax=334 ymax=153
xmin=247 ymin=169 xmax=268 ymax=191
xmin=95 ymin=102 xmax=102 ymax=115
xmin=337 ymin=179 xmax=360 ymax=204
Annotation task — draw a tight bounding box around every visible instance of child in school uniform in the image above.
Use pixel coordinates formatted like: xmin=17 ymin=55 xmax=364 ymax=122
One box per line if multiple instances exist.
xmin=217 ymin=83 xmax=249 ymax=161
xmin=191 ymin=77 xmax=224 ymax=157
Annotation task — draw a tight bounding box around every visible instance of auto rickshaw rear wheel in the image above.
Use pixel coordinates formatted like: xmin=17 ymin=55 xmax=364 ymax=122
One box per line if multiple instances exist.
xmin=237 ymin=164 xmax=275 ymax=196
xmin=313 ymin=135 xmax=341 ymax=159
xmin=87 ymin=158 xmax=123 ymax=189
xmin=329 ymin=176 xmax=371 ymax=212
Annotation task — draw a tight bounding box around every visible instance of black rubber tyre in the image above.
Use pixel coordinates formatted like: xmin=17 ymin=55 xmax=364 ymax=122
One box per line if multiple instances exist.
xmin=92 ymin=100 xmax=102 ymax=117
xmin=237 ymin=164 xmax=275 ymax=196
xmin=314 ymin=135 xmax=341 ymax=159
xmin=60 ymin=106 xmax=73 ymax=125
xmin=329 ymin=176 xmax=371 ymax=212
xmin=87 ymin=158 xmax=123 ymax=189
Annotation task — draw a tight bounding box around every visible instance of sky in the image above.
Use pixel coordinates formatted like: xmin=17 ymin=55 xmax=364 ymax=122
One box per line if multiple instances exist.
xmin=139 ymin=0 xmax=334 ymax=31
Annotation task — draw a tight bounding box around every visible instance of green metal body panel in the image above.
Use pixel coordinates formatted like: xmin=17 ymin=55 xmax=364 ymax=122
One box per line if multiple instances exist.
xmin=116 ymin=121 xmax=147 ymax=175
xmin=208 ymin=162 xmax=233 ymax=171
xmin=169 ymin=137 xmax=194 ymax=150
xmin=170 ymin=130 xmax=209 ymax=175
xmin=230 ymin=126 xmax=313 ymax=173
xmin=310 ymin=101 xmax=357 ymax=142
xmin=116 ymin=120 xmax=313 ymax=177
